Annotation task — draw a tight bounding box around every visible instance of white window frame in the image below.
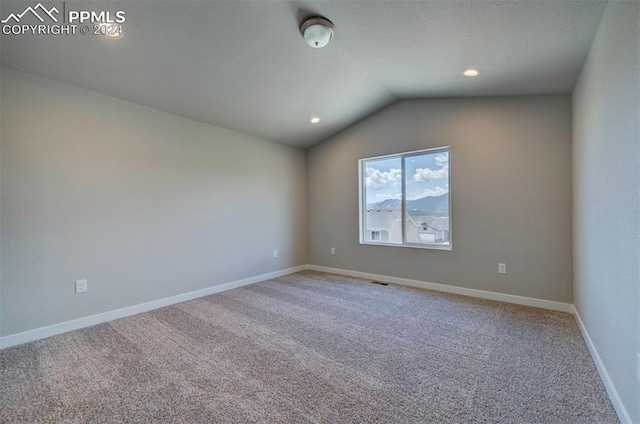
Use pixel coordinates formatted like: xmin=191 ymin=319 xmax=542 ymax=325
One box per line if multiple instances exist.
xmin=358 ymin=146 xmax=452 ymax=251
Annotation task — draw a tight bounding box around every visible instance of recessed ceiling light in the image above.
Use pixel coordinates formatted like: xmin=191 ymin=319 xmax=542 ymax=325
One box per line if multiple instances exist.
xmin=463 ymin=69 xmax=480 ymax=77
xmin=97 ymin=23 xmax=122 ymax=38
xmin=310 ymin=116 xmax=321 ymax=124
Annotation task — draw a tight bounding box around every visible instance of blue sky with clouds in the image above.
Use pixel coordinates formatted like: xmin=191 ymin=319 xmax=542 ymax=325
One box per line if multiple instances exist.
xmin=365 ymin=151 xmax=449 ymax=204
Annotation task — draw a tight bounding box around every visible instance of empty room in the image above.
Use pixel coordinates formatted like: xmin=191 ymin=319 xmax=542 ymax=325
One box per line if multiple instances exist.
xmin=0 ymin=0 xmax=638 ymax=422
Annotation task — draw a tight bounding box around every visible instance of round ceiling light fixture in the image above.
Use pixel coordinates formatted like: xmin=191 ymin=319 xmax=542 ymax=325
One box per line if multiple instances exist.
xmin=310 ymin=116 xmax=321 ymax=124
xmin=300 ymin=16 xmax=335 ymax=48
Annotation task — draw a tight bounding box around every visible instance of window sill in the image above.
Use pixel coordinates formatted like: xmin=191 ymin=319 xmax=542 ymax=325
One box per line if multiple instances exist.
xmin=359 ymin=241 xmax=452 ymax=251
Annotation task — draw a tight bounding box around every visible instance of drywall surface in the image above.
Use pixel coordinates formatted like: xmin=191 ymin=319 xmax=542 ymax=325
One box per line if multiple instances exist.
xmin=0 ymin=68 xmax=307 ymax=336
xmin=0 ymin=69 xmax=2 ymax=336
xmin=572 ymin=1 xmax=640 ymax=422
xmin=308 ymin=95 xmax=573 ymax=303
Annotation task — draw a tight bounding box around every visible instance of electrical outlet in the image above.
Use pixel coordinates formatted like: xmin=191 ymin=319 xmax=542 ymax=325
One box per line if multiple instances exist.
xmin=330 ymin=247 xmax=335 ymax=255
xmin=273 ymin=250 xmax=278 ymax=258
xmin=75 ymin=279 xmax=88 ymax=294
xmin=498 ymin=263 xmax=507 ymax=275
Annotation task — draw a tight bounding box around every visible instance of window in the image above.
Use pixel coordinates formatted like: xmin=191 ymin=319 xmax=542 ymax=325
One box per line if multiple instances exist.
xmin=359 ymin=147 xmax=451 ymax=250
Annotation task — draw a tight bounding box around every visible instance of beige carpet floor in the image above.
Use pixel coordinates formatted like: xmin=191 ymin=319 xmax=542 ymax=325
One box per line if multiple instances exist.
xmin=1 ymin=271 xmax=618 ymax=423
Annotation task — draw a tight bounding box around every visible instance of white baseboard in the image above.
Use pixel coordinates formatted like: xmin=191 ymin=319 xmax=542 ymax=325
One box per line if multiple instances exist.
xmin=573 ymin=307 xmax=632 ymax=424
xmin=307 ymin=264 xmax=574 ymax=313
xmin=0 ymin=264 xmax=572 ymax=349
xmin=0 ymin=265 xmax=307 ymax=350
xmin=0 ymin=263 xmax=629 ymax=423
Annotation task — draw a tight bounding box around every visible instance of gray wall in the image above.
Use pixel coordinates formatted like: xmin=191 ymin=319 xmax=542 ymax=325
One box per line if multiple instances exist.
xmin=308 ymin=96 xmax=573 ymax=303
xmin=0 ymin=68 xmax=307 ymax=337
xmin=572 ymin=1 xmax=640 ymax=422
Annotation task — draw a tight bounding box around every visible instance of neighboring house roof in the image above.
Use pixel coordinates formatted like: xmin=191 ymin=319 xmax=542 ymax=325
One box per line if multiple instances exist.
xmin=366 ymin=209 xmax=400 ymax=231
xmin=415 ymin=216 xmax=450 ymax=232
xmin=366 ymin=209 xmax=422 ymax=231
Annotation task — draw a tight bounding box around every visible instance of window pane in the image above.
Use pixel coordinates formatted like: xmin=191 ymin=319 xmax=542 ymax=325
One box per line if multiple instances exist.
xmin=360 ymin=147 xmax=451 ymax=250
xmin=403 ymin=151 xmax=450 ymax=245
xmin=363 ymin=157 xmax=402 ymax=244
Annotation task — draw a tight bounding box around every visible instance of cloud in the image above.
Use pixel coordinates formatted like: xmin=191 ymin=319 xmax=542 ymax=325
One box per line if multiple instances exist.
xmin=375 ymin=193 xmax=401 ymax=200
xmin=435 ymin=154 xmax=448 ymax=166
xmin=408 ymin=186 xmax=448 ymax=200
xmin=366 ymin=167 xmax=401 ymax=189
xmin=411 ymin=165 xmax=448 ymax=182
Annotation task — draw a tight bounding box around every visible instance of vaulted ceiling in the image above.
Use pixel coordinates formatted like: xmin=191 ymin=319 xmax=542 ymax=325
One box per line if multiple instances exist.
xmin=0 ymin=0 xmax=607 ymax=148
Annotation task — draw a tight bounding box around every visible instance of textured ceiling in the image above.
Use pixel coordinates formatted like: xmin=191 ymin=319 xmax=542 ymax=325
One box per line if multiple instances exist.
xmin=0 ymin=0 xmax=607 ymax=148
